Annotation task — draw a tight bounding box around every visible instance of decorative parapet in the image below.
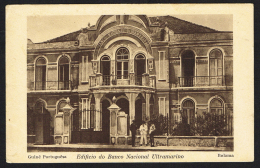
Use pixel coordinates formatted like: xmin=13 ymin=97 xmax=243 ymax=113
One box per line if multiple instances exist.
xmin=89 ymin=74 xmax=156 ymax=88
xmin=171 ymin=32 xmax=233 ymax=42
xmin=27 ymin=41 xmax=78 ymax=50
xmin=196 ymin=59 xmax=208 ymax=63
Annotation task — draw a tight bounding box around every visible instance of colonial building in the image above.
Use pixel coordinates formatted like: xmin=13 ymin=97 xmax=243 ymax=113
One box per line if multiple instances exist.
xmin=27 ymin=15 xmax=233 ymax=145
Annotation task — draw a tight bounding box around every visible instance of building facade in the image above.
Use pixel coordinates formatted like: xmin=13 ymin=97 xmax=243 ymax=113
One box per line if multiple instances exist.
xmin=27 ymin=15 xmax=233 ymax=145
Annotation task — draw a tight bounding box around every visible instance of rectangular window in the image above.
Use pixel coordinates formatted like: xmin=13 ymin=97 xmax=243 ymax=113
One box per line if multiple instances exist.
xmin=81 ymin=98 xmax=89 ymax=129
xmin=81 ymin=56 xmax=88 ymax=82
xmin=117 ymin=62 xmax=122 ymax=79
xmin=158 ymin=51 xmax=166 ymax=80
xmin=158 ymin=97 xmax=166 ymax=116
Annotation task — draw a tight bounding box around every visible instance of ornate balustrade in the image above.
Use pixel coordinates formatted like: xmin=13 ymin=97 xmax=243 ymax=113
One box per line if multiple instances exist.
xmin=178 ymin=76 xmax=224 ymax=87
xmin=90 ymin=73 xmax=155 ymax=88
xmin=29 ymin=81 xmax=72 ymax=90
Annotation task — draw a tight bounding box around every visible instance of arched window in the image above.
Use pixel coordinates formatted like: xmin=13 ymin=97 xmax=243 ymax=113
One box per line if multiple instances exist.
xmin=100 ymin=55 xmax=111 ymax=85
xmin=209 ymin=98 xmax=225 ymax=136
xmin=35 ymin=100 xmax=46 ymax=113
xmin=57 ymin=100 xmax=67 ymax=114
xmin=35 ymin=57 xmax=47 ymax=90
xmin=58 ymin=56 xmax=70 ymax=90
xmin=210 ymin=98 xmax=224 ymax=115
xmin=116 ymin=48 xmax=129 ymax=79
xmin=209 ymin=49 xmax=223 ymax=86
xmin=182 ymin=99 xmax=195 ymax=125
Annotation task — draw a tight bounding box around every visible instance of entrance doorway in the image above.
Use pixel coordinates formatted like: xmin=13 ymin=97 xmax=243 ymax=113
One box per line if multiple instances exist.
xmin=135 ymin=94 xmax=145 ymax=128
xmin=34 ymin=101 xmax=50 ymax=144
xmin=101 ymin=56 xmax=111 ymax=85
xmin=135 ymin=54 xmax=146 ymax=85
xmin=181 ymin=50 xmax=195 ymax=87
xmin=101 ymin=99 xmax=110 ymax=143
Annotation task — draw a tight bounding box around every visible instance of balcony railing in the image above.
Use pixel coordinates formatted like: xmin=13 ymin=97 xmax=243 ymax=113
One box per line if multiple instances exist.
xmin=30 ymin=81 xmax=72 ymax=90
xmin=135 ymin=75 xmax=142 ymax=86
xmin=178 ymin=76 xmax=224 ymax=87
xmin=90 ymin=74 xmax=156 ymax=88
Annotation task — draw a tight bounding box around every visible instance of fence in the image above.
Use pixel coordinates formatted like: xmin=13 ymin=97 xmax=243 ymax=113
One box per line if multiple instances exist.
xmin=151 ymin=113 xmax=233 ymax=136
xmin=81 ymin=109 xmax=102 ymax=130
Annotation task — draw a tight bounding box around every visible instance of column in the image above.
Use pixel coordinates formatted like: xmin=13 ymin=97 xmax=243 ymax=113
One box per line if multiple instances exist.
xmin=126 ymin=93 xmax=138 ymax=133
xmin=146 ymin=93 xmax=150 ymax=120
xmin=94 ymin=93 xmax=103 ymax=131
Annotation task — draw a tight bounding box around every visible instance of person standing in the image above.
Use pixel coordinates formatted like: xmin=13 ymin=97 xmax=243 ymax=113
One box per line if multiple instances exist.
xmin=139 ymin=121 xmax=148 ymax=146
xmin=130 ymin=120 xmax=137 ymax=147
xmin=149 ymin=123 xmax=156 ymax=147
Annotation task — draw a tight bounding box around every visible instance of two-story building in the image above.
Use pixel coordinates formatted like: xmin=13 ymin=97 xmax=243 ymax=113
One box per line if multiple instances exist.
xmin=27 ymin=15 xmax=233 ymax=145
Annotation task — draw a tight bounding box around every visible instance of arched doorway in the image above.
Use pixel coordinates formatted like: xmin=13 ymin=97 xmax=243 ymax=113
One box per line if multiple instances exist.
xmin=135 ymin=94 xmax=145 ymax=128
xmin=181 ymin=50 xmax=195 ymax=87
xmin=58 ymin=56 xmax=70 ymax=90
xmin=34 ymin=100 xmax=50 ymax=144
xmin=101 ymin=99 xmax=110 ymax=143
xmin=100 ymin=55 xmax=111 ymax=85
xmin=134 ymin=54 xmax=146 ymax=85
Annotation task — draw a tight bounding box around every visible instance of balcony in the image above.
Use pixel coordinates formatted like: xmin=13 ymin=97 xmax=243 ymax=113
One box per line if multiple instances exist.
xmin=29 ymin=81 xmax=72 ymax=91
xmin=89 ymin=73 xmax=156 ymax=88
xmin=178 ymin=76 xmax=225 ymax=87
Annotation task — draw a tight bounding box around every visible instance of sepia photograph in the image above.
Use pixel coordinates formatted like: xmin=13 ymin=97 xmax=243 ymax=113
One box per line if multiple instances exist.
xmin=6 ymin=4 xmax=253 ymax=162
xmin=26 ymin=14 xmax=234 ymax=152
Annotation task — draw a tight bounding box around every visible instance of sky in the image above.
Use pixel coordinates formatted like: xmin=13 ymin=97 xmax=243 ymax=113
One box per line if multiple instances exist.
xmin=27 ymin=15 xmax=232 ymax=43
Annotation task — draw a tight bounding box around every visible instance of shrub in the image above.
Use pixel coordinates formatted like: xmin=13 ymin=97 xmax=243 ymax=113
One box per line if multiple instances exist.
xmin=172 ymin=112 xmax=231 ymax=136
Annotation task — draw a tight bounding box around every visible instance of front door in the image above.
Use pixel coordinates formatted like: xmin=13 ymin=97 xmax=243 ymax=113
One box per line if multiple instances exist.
xmin=182 ymin=51 xmax=195 ymax=87
xmin=135 ymin=54 xmax=146 ymax=85
xmin=101 ymin=56 xmax=111 ymax=85
xmin=102 ymin=100 xmax=110 ymax=143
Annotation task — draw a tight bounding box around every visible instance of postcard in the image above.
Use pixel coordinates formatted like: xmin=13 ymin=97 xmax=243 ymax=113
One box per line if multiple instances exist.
xmin=6 ymin=4 xmax=254 ymax=162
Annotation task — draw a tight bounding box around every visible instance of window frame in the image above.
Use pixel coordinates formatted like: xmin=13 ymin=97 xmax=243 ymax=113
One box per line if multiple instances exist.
xmin=209 ymin=98 xmax=224 ymax=115
xmin=209 ymin=49 xmax=224 ymax=86
xmin=81 ymin=98 xmax=90 ymax=129
xmin=158 ymin=51 xmax=166 ymax=80
xmin=81 ymin=56 xmax=89 ymax=83
xmin=158 ymin=97 xmax=166 ymax=116
xmin=182 ymin=99 xmax=195 ymax=125
xmin=57 ymin=55 xmax=70 ymax=90
xmin=116 ymin=48 xmax=129 ymax=79
xmin=34 ymin=56 xmax=47 ymax=90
